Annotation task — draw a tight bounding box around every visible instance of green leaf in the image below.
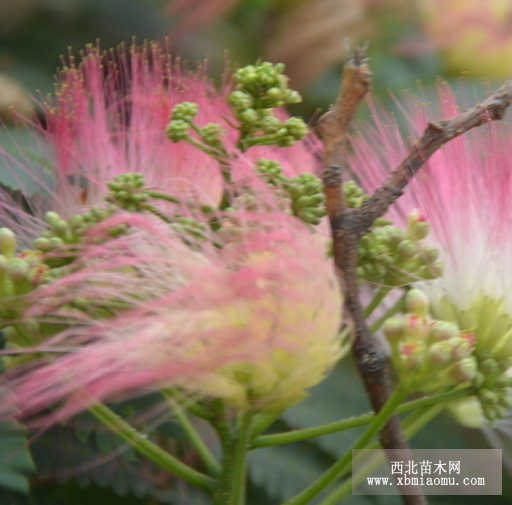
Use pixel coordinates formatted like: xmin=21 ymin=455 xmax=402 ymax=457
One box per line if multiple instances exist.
xmin=0 ymin=128 xmax=54 ymax=196
xmin=0 ymin=419 xmax=34 ymax=494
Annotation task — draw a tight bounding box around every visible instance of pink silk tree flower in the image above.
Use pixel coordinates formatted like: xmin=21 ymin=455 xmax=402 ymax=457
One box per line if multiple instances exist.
xmin=349 ymin=84 xmax=512 ymax=421
xmin=0 ymin=42 xmax=322 ymax=247
xmin=5 ymin=209 xmax=344 ymax=422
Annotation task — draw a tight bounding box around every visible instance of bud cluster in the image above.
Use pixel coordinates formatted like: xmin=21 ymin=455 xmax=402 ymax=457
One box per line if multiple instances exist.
xmin=382 ymin=289 xmax=477 ymax=393
xmin=166 ymin=101 xmax=228 ymax=157
xmin=471 ymin=357 xmax=512 ymax=421
xmin=0 ymin=229 xmax=48 ymax=320
xmin=33 ymin=207 xmax=118 ymax=267
xmin=255 ymin=158 xmax=326 ymax=225
xmin=357 ymin=203 xmax=443 ymax=286
xmin=229 ymin=63 xmax=307 ymax=149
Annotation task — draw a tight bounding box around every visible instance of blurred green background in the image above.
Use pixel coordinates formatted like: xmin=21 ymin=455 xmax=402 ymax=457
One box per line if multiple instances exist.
xmin=1 ymin=0 xmax=512 ymax=504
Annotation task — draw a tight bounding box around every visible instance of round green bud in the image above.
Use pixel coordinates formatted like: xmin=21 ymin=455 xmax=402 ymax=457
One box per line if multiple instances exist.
xmin=397 ymin=240 xmax=418 ymax=260
xmin=33 ymin=237 xmax=53 ymax=252
xmin=382 ymin=317 xmax=406 ymax=340
xmin=6 ymin=258 xmax=29 ymax=281
xmin=228 ymin=91 xmax=253 ymax=111
xmin=166 ymin=120 xmax=189 ymax=142
xmin=481 ymin=359 xmax=499 ymax=375
xmin=451 ymin=357 xmax=478 ymax=383
xmin=429 ymin=321 xmax=460 ymax=341
xmin=287 ymin=90 xmax=302 ymax=104
xmin=405 ymin=288 xmax=429 ymax=315
xmin=0 ymin=228 xmax=16 ymax=258
xmin=418 ymin=260 xmax=444 ymax=279
xmin=451 ymin=338 xmax=473 ymax=360
xmin=481 ymin=390 xmax=499 ymax=405
xmin=201 ymin=123 xmax=224 ymax=143
xmin=45 ymin=211 xmax=61 ymax=225
xmin=428 ymin=341 xmax=453 ymax=365
xmin=171 ymin=101 xmax=199 ymax=121
xmin=284 ymin=117 xmax=308 ymax=140
xmin=420 ymin=246 xmax=439 ymax=265
xmin=259 ymin=115 xmax=282 ymax=134
xmin=238 ymin=108 xmax=258 ymax=125
xmin=472 ymin=372 xmax=485 ymax=388
xmin=409 ymin=220 xmax=430 ymax=241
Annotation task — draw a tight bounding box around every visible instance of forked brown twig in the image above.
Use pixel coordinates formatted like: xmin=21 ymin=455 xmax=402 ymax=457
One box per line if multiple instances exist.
xmin=317 ymin=44 xmax=512 ymax=505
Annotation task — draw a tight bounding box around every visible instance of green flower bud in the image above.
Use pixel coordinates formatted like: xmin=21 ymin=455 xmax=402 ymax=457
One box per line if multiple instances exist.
xmin=259 ymin=115 xmax=282 ymax=134
xmin=166 ymin=120 xmax=189 ymax=142
xmin=407 ymin=209 xmax=430 ymax=240
xmin=420 ymin=246 xmax=439 ymax=264
xmin=0 ymin=228 xmax=16 ymax=258
xmin=45 ymin=211 xmax=61 ymax=225
xmin=6 ymin=258 xmax=29 ymax=281
xmin=404 ymin=314 xmax=427 ymax=341
xmin=451 ymin=357 xmax=478 ymax=383
xmin=418 ymin=260 xmax=444 ymax=279
xmin=472 ymin=372 xmax=486 ymax=388
xmin=201 ymin=123 xmax=224 ymax=143
xmin=228 ymin=91 xmax=253 ymax=111
xmin=481 ymin=359 xmax=499 ymax=375
xmin=171 ymin=101 xmax=198 ymax=121
xmin=451 ymin=338 xmax=473 ymax=360
xmin=397 ymin=240 xmax=418 ymax=260
xmin=238 ymin=108 xmax=259 ymax=125
xmin=428 ymin=341 xmax=453 ymax=365
xmin=287 ymin=90 xmax=302 ymax=104
xmin=284 ymin=117 xmax=308 ymax=140
xmin=428 ymin=320 xmax=460 ymax=341
xmin=481 ymin=390 xmax=499 ymax=405
xmin=405 ymin=288 xmax=429 ymax=315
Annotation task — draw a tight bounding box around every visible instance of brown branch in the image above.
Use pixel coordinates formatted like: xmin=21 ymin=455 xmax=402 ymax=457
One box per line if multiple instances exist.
xmin=352 ymin=77 xmax=512 ymax=233
xmin=317 ymin=47 xmax=428 ymax=505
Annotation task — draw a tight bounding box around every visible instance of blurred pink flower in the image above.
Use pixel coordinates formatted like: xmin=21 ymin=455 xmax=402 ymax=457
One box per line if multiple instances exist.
xmin=0 ymin=43 xmax=343 ymax=422
xmin=8 ymin=207 xmax=343 ymax=422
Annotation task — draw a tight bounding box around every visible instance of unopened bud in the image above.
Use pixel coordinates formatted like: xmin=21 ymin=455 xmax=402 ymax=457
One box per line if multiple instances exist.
xmin=6 ymin=258 xmax=28 ymax=281
xmin=407 ymin=209 xmax=430 ymax=240
xmin=428 ymin=341 xmax=452 ymax=365
xmin=405 ymin=288 xmax=429 ymax=315
xmin=382 ymin=317 xmax=406 ymax=340
xmin=0 ymin=228 xmax=16 ymax=258
xmin=451 ymin=357 xmax=478 ymax=383
xmin=429 ymin=321 xmax=460 ymax=341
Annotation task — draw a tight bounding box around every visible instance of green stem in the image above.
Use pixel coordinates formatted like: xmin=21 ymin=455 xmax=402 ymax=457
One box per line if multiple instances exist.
xmin=163 ymin=394 xmax=221 ymax=478
xmin=140 ymin=203 xmax=173 ymax=223
xmin=186 ymin=402 xmax=215 ymax=422
xmin=146 ymin=191 xmax=180 ymax=204
xmin=281 ymin=385 xmax=407 ymax=505
xmin=318 ymin=404 xmax=444 ymax=505
xmin=363 ymin=287 xmax=391 ymax=319
xmin=228 ymin=412 xmax=253 ymax=505
xmin=88 ymin=403 xmax=215 ymax=492
xmin=369 ymin=290 xmax=407 ymax=333
xmin=252 ymin=386 xmax=473 ymax=448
